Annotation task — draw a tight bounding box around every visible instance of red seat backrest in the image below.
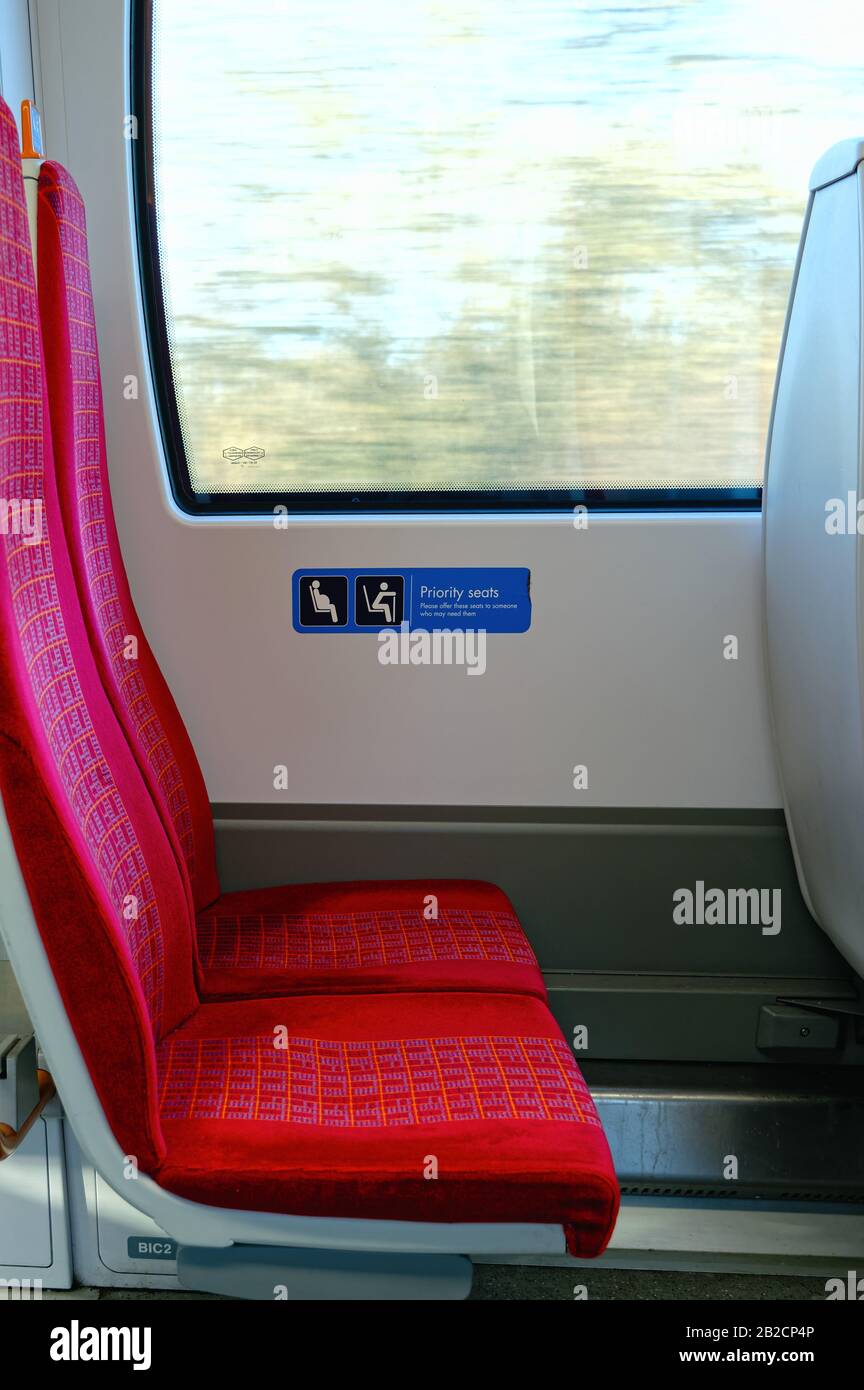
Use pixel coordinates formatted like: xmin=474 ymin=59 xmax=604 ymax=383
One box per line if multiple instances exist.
xmin=36 ymin=159 xmax=219 ymax=915
xmin=0 ymin=99 xmax=198 ymax=1170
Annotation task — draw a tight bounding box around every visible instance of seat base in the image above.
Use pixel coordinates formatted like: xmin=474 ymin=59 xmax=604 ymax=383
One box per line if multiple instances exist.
xmin=197 ymin=878 xmax=545 ymax=1000
xmin=155 ymin=992 xmax=619 ymax=1257
xmin=177 ymin=1244 xmax=473 ymax=1300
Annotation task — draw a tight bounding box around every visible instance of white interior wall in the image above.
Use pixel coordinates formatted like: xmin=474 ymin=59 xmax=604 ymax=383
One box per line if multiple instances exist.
xmin=0 ymin=1 xmax=35 ymax=139
xmin=29 ymin=0 xmax=782 ymax=809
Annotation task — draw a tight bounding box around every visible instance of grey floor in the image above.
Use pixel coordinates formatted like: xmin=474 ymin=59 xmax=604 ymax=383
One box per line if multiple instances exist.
xmin=38 ymin=1268 xmax=831 ymax=1301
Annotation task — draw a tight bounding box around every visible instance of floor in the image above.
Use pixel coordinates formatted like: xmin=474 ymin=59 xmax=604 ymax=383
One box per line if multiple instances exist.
xmin=38 ymin=1268 xmax=832 ymax=1301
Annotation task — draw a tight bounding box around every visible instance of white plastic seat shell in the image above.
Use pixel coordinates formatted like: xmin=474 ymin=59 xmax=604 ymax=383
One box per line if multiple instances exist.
xmin=763 ymin=139 xmax=864 ymax=981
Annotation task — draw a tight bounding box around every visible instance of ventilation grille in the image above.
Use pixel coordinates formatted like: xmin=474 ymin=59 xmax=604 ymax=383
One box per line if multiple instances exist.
xmin=622 ymin=1183 xmax=864 ymax=1203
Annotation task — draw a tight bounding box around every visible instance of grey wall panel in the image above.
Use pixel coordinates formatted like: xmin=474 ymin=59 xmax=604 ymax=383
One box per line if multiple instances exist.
xmin=550 ymin=976 xmax=863 ymax=1065
xmin=212 ymin=809 xmax=849 ymax=978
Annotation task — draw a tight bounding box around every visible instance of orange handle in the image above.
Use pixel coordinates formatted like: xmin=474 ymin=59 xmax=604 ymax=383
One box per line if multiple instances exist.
xmin=0 ymin=1070 xmax=55 ymax=1160
xmin=21 ymin=100 xmax=44 ymax=160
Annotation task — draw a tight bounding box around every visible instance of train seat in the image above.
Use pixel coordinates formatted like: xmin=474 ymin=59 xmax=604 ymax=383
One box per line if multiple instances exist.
xmin=35 ymin=162 xmax=544 ymax=1003
xmin=154 ymin=990 xmax=617 ymax=1257
xmin=194 ymin=879 xmax=542 ymax=1000
xmin=0 ymin=96 xmax=618 ymax=1270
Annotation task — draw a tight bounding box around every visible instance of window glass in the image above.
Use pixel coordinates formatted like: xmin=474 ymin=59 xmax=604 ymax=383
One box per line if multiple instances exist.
xmin=149 ymin=0 xmax=864 ymax=500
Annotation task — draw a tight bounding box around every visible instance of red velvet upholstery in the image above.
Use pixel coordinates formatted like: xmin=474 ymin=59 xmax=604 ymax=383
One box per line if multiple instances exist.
xmin=35 ymin=159 xmax=550 ymax=1002
xmin=0 ymin=103 xmax=197 ymax=1167
xmin=155 ymin=993 xmax=619 ymax=1257
xmin=197 ymin=879 xmax=545 ymax=999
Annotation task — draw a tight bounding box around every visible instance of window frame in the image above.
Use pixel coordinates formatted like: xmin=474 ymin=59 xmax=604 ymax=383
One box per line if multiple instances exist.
xmin=131 ymin=0 xmax=763 ymax=517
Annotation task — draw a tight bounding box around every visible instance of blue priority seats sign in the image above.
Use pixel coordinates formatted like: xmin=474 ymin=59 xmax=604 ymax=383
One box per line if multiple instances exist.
xmin=292 ymin=568 xmax=531 ymax=633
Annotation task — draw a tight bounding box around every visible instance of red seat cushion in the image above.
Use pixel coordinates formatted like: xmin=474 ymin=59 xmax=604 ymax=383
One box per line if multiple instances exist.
xmin=197 ymin=879 xmax=546 ymax=1000
xmin=155 ymin=992 xmax=619 ymax=1257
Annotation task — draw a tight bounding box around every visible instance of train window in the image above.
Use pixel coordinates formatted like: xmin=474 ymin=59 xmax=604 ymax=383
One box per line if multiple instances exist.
xmin=135 ymin=1 xmax=859 ymax=514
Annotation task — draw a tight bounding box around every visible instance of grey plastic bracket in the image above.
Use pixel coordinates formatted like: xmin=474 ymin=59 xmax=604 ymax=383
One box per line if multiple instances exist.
xmin=756 ymin=1003 xmax=840 ymax=1052
xmin=177 ymin=1245 xmax=474 ymax=1301
xmin=0 ymin=1033 xmax=39 ymax=1128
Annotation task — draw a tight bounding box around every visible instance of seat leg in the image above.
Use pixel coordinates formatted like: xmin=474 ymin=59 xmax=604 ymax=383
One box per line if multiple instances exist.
xmin=176 ymin=1245 xmax=474 ymax=1301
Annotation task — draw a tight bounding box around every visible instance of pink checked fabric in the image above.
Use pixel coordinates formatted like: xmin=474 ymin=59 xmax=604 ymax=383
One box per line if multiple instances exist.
xmin=197 ymin=906 xmax=536 ymax=972
xmin=37 ymin=167 xmax=197 ymax=886
xmin=157 ymin=1031 xmax=602 ymax=1128
xmin=0 ymin=109 xmax=170 ymax=1032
